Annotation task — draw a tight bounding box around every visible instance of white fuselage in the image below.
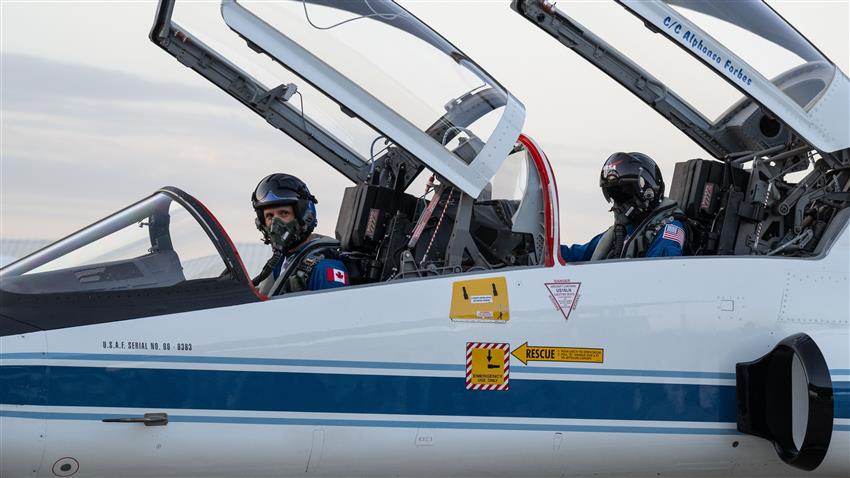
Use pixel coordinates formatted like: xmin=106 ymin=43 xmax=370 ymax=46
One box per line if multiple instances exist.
xmin=2 ymin=226 xmax=848 ymax=478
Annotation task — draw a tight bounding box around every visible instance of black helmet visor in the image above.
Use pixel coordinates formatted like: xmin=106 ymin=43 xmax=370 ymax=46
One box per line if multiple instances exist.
xmin=601 ymin=177 xmax=640 ymax=205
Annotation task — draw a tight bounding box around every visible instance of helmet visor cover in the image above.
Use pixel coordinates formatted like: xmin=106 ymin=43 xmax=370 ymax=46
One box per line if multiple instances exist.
xmin=252 ymin=174 xmax=315 ymax=209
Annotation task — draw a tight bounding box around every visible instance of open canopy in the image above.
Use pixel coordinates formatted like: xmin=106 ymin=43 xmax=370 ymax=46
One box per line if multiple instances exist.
xmin=512 ymin=0 xmax=849 ymax=156
xmin=623 ymin=0 xmax=849 ymax=153
xmin=151 ymin=0 xmax=525 ymax=198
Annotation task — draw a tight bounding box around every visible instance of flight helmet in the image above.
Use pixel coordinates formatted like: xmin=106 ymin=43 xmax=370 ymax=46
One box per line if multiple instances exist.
xmin=252 ymin=173 xmax=318 ymax=245
xmin=599 ymin=152 xmax=664 ymax=217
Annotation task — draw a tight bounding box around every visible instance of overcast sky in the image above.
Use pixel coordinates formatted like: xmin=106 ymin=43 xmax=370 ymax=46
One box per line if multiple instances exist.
xmin=2 ymin=0 xmax=848 ymax=251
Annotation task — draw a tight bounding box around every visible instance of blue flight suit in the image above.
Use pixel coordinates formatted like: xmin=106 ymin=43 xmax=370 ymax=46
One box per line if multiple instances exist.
xmin=273 ymin=238 xmax=349 ymax=290
xmin=561 ymin=220 xmax=686 ymax=262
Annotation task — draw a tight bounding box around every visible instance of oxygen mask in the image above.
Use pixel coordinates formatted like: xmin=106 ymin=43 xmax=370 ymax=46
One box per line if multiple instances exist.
xmin=267 ymin=216 xmax=303 ymax=253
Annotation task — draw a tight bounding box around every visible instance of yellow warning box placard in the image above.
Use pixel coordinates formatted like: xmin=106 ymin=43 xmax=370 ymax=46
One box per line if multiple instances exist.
xmin=466 ymin=342 xmax=510 ymax=390
xmin=511 ymin=342 xmax=603 ymax=365
xmin=450 ymin=277 xmax=509 ymax=321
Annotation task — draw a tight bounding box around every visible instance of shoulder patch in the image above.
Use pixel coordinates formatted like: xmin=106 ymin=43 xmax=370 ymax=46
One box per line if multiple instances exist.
xmin=325 ymin=266 xmax=348 ymax=285
xmin=661 ymin=223 xmax=685 ymax=247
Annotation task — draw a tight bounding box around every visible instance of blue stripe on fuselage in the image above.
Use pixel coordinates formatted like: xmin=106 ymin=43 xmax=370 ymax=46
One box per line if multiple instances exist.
xmin=2 ymin=366 xmax=846 ymax=422
xmin=3 ymin=411 xmax=848 ymax=433
xmin=835 ymin=381 xmax=850 ymax=419
xmin=2 ymin=365 xmax=736 ymax=422
xmin=0 ymin=410 xmax=743 ymax=434
xmin=5 ymin=353 xmax=849 ymax=381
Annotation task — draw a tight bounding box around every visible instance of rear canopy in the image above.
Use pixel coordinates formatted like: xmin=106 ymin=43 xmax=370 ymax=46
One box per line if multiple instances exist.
xmin=622 ymin=0 xmax=849 ymax=153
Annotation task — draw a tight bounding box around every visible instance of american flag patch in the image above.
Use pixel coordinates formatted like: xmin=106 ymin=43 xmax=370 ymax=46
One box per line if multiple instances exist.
xmin=661 ymin=224 xmax=685 ymax=247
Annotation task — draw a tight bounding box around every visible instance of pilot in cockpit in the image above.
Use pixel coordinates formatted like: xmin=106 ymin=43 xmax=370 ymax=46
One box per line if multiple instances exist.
xmin=561 ymin=152 xmax=688 ymax=261
xmin=250 ymin=173 xmax=348 ymax=295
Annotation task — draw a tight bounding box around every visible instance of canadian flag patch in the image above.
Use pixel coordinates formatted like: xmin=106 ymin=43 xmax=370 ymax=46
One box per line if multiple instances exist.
xmin=326 ymin=267 xmax=348 ymax=285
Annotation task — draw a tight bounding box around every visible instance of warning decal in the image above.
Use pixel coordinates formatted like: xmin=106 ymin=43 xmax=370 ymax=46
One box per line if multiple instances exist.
xmin=545 ymin=281 xmax=580 ymax=320
xmin=466 ymin=342 xmax=510 ymax=391
xmin=511 ymin=342 xmax=603 ymax=365
xmin=450 ymin=277 xmax=509 ymax=322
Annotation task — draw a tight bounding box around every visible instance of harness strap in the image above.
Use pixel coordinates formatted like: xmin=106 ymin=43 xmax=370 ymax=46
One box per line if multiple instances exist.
xmin=622 ymin=199 xmax=684 ymax=258
xmin=285 ymin=253 xmax=326 ymax=293
xmin=590 ymin=226 xmax=615 ymax=261
xmin=408 ymin=186 xmax=445 ymax=249
xmin=270 ymin=237 xmax=340 ymax=296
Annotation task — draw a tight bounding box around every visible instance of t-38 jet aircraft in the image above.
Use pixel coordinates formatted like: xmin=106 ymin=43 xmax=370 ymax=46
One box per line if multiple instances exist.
xmin=1 ymin=1 xmax=848 ymax=476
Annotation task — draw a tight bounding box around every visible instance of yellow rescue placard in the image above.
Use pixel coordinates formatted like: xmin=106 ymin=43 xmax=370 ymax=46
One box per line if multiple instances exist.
xmin=511 ymin=342 xmax=603 ymax=365
xmin=466 ymin=342 xmax=510 ymax=390
xmin=450 ymin=277 xmax=509 ymax=321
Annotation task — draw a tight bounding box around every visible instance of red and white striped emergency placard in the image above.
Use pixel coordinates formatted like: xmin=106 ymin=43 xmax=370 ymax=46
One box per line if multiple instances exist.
xmin=466 ymin=342 xmax=510 ymax=391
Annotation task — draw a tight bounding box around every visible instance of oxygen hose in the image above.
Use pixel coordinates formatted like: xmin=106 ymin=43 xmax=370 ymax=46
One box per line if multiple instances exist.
xmin=607 ymin=224 xmax=626 ymax=259
xmin=605 ymin=208 xmax=630 ymax=259
xmin=252 ymin=250 xmax=283 ymax=287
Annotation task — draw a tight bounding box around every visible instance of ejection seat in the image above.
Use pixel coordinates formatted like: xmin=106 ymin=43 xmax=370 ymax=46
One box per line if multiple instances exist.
xmin=333 ymin=140 xmax=546 ymax=282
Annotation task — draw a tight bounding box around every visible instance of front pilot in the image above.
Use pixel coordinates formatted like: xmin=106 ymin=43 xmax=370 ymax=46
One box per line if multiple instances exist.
xmin=250 ymin=173 xmax=348 ymax=295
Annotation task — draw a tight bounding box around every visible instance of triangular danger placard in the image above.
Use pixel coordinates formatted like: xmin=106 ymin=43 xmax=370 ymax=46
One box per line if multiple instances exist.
xmin=545 ymin=281 xmax=580 ymax=320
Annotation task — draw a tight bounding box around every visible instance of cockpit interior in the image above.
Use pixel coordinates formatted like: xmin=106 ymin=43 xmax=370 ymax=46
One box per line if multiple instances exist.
xmin=1 ymin=0 xmax=848 ymax=336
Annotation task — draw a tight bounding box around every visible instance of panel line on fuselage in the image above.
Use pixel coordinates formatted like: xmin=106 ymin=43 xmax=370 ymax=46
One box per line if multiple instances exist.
xmin=3 ymin=409 xmax=849 ymax=434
